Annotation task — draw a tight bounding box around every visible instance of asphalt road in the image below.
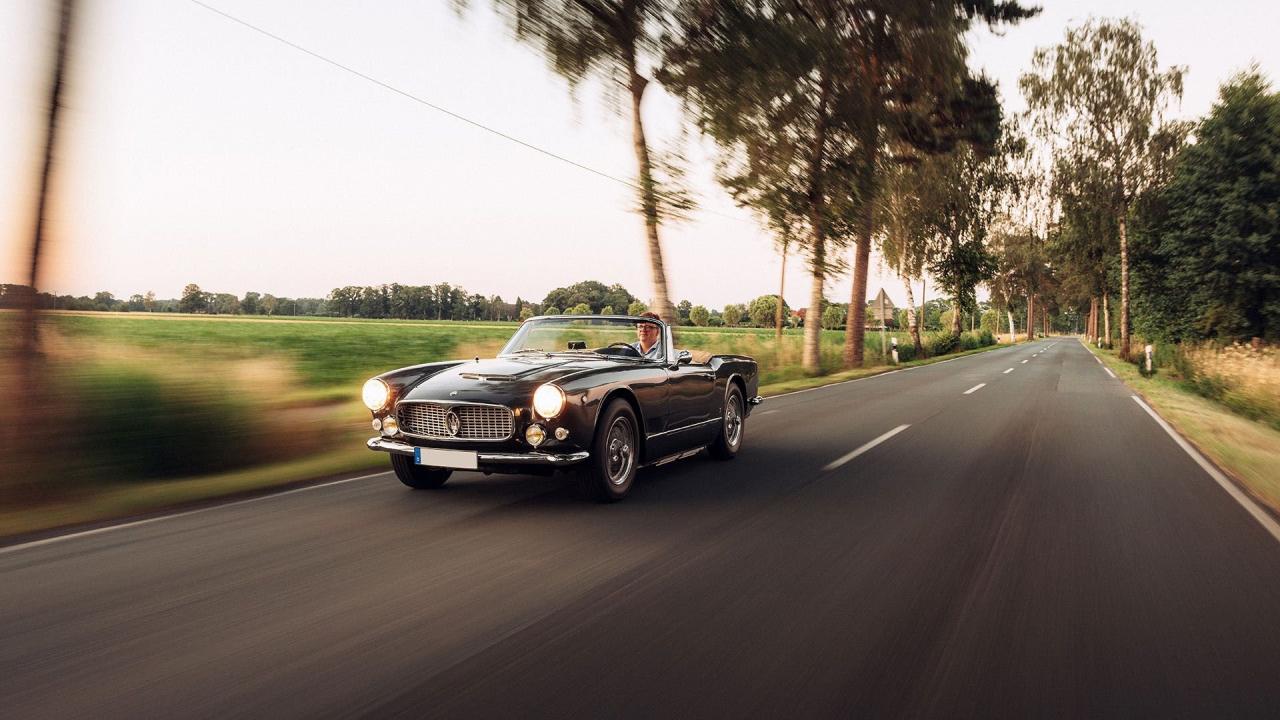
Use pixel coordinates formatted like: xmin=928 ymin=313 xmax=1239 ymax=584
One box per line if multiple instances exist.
xmin=4 ymin=339 xmax=1280 ymax=719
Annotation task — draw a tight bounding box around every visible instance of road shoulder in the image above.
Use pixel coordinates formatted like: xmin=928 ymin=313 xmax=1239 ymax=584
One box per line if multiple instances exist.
xmin=1082 ymin=339 xmax=1280 ymax=517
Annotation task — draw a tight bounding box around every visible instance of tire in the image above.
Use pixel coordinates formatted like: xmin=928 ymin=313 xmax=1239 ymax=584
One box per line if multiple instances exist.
xmin=391 ymin=453 xmax=452 ymax=489
xmin=708 ymin=384 xmax=745 ymax=461
xmin=577 ymin=399 xmax=640 ymax=502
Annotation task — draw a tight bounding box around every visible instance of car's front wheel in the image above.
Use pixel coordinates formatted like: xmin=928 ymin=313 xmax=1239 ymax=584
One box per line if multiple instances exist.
xmin=708 ymin=384 xmax=745 ymax=460
xmin=577 ymin=399 xmax=639 ymax=502
xmin=391 ymin=454 xmax=452 ymax=489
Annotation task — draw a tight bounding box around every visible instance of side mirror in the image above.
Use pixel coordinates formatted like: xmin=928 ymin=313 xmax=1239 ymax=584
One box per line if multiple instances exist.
xmin=677 ymin=350 xmax=692 ymax=365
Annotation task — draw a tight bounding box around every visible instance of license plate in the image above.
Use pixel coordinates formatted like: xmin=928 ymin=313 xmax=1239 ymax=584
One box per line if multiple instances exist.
xmin=414 ymin=447 xmax=478 ymax=470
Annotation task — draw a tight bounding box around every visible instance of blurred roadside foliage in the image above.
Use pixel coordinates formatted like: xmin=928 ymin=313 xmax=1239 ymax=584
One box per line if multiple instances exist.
xmin=0 ymin=312 xmax=998 ymax=514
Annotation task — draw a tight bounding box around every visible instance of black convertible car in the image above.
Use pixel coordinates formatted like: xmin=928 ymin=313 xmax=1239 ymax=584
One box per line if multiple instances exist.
xmin=363 ymin=315 xmax=763 ymax=500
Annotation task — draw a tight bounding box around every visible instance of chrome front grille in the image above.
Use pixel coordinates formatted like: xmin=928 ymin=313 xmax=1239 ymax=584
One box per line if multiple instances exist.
xmin=397 ymin=402 xmax=514 ymax=441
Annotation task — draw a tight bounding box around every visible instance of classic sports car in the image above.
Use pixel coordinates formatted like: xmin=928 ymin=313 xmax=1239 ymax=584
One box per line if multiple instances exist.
xmin=363 ymin=315 xmax=763 ymax=501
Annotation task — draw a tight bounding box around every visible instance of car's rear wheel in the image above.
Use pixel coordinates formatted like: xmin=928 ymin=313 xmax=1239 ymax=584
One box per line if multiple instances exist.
xmin=708 ymin=384 xmax=745 ymax=460
xmin=578 ymin=399 xmax=639 ymax=502
xmin=391 ymin=454 xmax=452 ymax=489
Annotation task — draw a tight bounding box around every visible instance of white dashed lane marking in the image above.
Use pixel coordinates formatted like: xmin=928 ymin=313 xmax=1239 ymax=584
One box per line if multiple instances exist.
xmin=823 ymin=425 xmax=911 ymax=472
xmin=963 ymin=383 xmax=986 ymax=395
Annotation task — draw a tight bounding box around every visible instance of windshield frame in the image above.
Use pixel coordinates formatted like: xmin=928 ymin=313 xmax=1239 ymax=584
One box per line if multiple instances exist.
xmin=499 ymin=315 xmax=669 ymax=364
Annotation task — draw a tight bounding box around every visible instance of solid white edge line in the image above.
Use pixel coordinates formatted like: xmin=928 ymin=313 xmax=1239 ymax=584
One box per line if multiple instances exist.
xmin=0 ymin=471 xmax=392 ymax=557
xmin=823 ymin=424 xmax=911 ymax=472
xmin=963 ymin=383 xmax=986 ymax=395
xmin=1130 ymin=395 xmax=1280 ymax=545
xmin=1104 ymin=367 xmax=1117 ymax=379
xmin=1003 ymin=368 xmax=1014 ymax=374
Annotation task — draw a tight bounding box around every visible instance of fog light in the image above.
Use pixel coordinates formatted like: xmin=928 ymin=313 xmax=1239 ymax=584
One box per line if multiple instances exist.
xmin=554 ymin=427 xmax=569 ymax=441
xmin=372 ymin=417 xmax=383 ymax=432
xmin=525 ymin=424 xmax=546 ymax=447
xmin=382 ymin=416 xmax=399 ymax=436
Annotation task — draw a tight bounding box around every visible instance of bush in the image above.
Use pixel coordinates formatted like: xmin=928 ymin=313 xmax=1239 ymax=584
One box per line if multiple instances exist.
xmin=928 ymin=333 xmax=960 ymax=356
xmin=68 ymin=363 xmax=263 ymax=480
xmin=895 ymin=343 xmax=918 ymax=363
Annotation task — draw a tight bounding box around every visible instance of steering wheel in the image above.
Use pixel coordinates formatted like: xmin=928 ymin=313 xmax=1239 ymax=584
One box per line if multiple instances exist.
xmin=605 ymin=342 xmax=642 ymax=357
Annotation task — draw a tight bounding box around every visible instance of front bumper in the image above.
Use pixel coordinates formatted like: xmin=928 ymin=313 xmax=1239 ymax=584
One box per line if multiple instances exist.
xmin=367 ymin=437 xmax=590 ymax=467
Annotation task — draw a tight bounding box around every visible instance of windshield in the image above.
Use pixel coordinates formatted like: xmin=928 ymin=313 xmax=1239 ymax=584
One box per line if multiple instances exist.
xmin=500 ymin=317 xmax=665 ymax=361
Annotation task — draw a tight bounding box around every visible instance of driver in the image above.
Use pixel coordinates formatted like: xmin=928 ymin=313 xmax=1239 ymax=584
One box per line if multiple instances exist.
xmin=632 ymin=312 xmax=664 ymax=360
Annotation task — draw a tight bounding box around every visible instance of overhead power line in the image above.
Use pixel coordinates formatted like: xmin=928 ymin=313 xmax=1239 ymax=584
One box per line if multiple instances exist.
xmin=186 ymin=0 xmax=752 ymax=225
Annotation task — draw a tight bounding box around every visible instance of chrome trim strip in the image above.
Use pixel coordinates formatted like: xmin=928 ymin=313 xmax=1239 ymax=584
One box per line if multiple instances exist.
xmin=747 ymin=396 xmax=765 ymax=405
xmin=644 ymin=416 xmax=723 ymax=440
xmin=366 ymin=438 xmax=589 ymax=466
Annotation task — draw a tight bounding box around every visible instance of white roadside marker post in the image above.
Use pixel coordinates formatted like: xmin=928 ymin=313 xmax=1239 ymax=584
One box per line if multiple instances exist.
xmin=891 ymin=337 xmax=898 ymax=365
xmin=1145 ymin=344 xmax=1153 ymax=375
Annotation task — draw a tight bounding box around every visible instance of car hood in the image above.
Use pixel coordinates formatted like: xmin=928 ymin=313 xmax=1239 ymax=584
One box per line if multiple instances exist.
xmin=401 ymin=355 xmax=621 ymax=405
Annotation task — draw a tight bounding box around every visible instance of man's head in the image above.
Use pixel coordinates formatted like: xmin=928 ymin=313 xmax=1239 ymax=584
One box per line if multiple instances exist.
xmin=635 ymin=311 xmax=661 ymax=352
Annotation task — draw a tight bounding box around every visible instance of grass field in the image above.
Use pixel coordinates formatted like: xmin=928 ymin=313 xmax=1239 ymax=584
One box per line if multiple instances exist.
xmin=39 ymin=311 xmax=939 ymax=390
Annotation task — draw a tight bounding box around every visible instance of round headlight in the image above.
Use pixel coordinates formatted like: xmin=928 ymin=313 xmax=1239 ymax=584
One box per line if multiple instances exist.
xmin=362 ymin=378 xmax=390 ymax=411
xmin=525 ymin=424 xmax=546 ymax=447
xmin=381 ymin=416 xmax=399 ymax=436
xmin=532 ymin=384 xmax=566 ymax=419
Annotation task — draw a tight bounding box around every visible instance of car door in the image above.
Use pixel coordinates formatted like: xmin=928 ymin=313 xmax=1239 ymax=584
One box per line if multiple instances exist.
xmin=663 ymin=357 xmax=718 ymax=446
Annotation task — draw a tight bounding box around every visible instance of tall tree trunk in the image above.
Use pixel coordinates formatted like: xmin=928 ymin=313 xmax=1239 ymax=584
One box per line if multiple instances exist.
xmin=801 ymin=70 xmax=833 ymax=375
xmin=802 ymin=243 xmax=825 ymax=374
xmin=902 ymin=274 xmax=922 ymax=355
xmin=1118 ymin=214 xmax=1131 ymax=360
xmin=844 ymin=137 xmax=878 ymax=368
xmin=5 ymin=0 xmax=76 ymax=505
xmin=951 ymin=299 xmax=963 ymax=335
xmin=1026 ymin=294 xmax=1035 ymax=341
xmin=1088 ymin=297 xmax=1097 ymax=343
xmin=627 ymin=71 xmax=673 ymax=325
xmin=775 ymin=241 xmax=788 ymax=340
xmin=17 ymin=0 xmax=75 ymax=358
xmin=1007 ymin=307 xmax=1016 ymax=344
xmin=1102 ymin=292 xmax=1112 ymax=348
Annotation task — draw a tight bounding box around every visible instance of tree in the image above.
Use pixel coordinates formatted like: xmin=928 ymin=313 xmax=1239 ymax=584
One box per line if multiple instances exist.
xmin=626 ymin=300 xmax=647 ymax=316
xmin=837 ymin=0 xmax=1037 ymax=368
xmin=488 ymin=0 xmax=680 ymax=323
xmin=689 ymin=305 xmax=709 ymax=326
xmin=179 ymin=283 xmax=208 ymax=314
xmin=748 ymin=294 xmax=789 ymax=327
xmin=241 ymin=291 xmax=260 ymax=315
xmin=543 ymin=281 xmax=637 ymax=315
xmin=722 ymin=304 xmax=745 ymax=326
xmin=663 ymin=0 xmax=867 ymax=372
xmin=676 ymin=300 xmax=693 ymax=324
xmin=1131 ymin=70 xmax=1280 ymax=342
xmin=1022 ymin=17 xmax=1186 ymax=359
xmin=567 ymin=302 xmax=592 ymax=315
xmin=822 ymin=303 xmax=845 ymax=330
xmin=143 ymin=290 xmax=156 ymax=312
xmin=600 ymin=305 xmax=615 ymax=316
xmin=544 ymin=305 xmax=562 ymax=316
xmin=519 ymin=306 xmax=535 ymax=321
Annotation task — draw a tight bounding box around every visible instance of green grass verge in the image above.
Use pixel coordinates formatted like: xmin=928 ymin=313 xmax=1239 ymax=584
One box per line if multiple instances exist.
xmin=758 ymin=340 xmax=1019 ymax=396
xmin=1083 ymin=340 xmax=1280 ymax=514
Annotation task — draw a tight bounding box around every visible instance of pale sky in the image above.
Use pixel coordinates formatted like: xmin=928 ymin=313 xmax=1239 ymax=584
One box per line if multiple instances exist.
xmin=2 ymin=0 xmax=1276 ymax=310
